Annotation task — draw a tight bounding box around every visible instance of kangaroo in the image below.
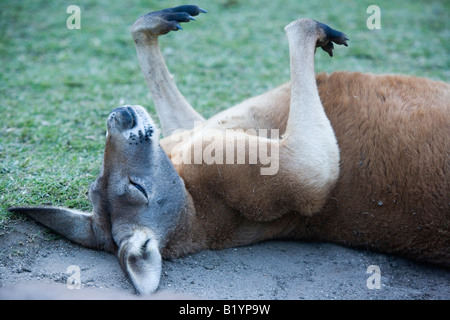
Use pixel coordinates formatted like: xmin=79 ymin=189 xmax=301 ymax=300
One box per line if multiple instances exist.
xmin=9 ymin=5 xmax=450 ymax=295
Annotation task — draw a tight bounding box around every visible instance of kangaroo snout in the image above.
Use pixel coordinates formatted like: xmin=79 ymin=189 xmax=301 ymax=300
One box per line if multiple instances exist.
xmin=109 ymin=106 xmax=137 ymax=131
xmin=106 ymin=105 xmax=158 ymax=142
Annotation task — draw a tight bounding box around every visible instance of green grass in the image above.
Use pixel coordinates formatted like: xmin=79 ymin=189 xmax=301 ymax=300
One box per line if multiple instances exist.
xmin=1 ymin=0 xmax=449 ymax=222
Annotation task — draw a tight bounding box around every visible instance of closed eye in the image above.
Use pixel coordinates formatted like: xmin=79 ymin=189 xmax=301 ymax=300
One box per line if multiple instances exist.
xmin=130 ymin=180 xmax=148 ymax=199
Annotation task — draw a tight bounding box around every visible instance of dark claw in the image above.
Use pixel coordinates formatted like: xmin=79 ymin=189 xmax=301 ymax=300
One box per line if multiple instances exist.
xmin=314 ymin=20 xmax=349 ymax=57
xmin=343 ymin=37 xmax=349 ymax=46
xmin=162 ymin=5 xmax=207 ymax=31
xmin=321 ymin=41 xmax=334 ymax=57
xmin=136 ymin=5 xmax=207 ymax=37
xmin=167 ymin=5 xmax=207 ymax=17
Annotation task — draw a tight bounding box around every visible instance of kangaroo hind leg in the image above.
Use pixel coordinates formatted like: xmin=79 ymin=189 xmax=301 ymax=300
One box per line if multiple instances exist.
xmin=280 ymin=19 xmax=348 ymax=214
xmin=132 ymin=6 xmax=207 ymax=137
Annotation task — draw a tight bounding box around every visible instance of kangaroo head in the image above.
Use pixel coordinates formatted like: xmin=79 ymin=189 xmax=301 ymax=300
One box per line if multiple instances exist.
xmin=9 ymin=105 xmax=190 ymax=295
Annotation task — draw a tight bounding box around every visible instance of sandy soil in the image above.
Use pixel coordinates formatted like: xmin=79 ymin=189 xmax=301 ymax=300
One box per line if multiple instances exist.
xmin=0 ymin=218 xmax=448 ymax=300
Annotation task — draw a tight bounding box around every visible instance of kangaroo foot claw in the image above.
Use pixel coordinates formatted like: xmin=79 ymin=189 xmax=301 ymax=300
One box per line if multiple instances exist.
xmin=132 ymin=5 xmax=207 ymax=38
xmin=315 ymin=20 xmax=349 ymax=57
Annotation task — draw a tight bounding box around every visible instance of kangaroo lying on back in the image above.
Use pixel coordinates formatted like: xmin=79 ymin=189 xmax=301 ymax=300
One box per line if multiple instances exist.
xmin=10 ymin=5 xmax=450 ymax=294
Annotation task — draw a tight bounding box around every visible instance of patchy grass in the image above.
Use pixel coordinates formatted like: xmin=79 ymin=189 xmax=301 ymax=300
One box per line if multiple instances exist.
xmin=1 ymin=0 xmax=449 ymax=221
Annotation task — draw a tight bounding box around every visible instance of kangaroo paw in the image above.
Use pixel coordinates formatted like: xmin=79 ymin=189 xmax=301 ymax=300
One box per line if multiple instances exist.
xmin=132 ymin=5 xmax=207 ymax=38
xmin=314 ymin=20 xmax=349 ymax=57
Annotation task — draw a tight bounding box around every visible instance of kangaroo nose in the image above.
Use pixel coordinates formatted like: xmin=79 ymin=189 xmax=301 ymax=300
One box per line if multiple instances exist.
xmin=110 ymin=106 xmax=136 ymax=131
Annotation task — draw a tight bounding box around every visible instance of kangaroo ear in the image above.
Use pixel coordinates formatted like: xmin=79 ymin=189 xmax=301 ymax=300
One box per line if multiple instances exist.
xmin=117 ymin=228 xmax=162 ymax=295
xmin=8 ymin=206 xmax=106 ymax=250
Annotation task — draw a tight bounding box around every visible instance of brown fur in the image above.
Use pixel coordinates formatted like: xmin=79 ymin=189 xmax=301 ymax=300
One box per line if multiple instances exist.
xmin=162 ymin=72 xmax=450 ymax=266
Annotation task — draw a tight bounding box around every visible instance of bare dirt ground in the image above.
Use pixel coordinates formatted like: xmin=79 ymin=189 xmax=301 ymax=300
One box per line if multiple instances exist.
xmin=0 ymin=218 xmax=449 ymax=300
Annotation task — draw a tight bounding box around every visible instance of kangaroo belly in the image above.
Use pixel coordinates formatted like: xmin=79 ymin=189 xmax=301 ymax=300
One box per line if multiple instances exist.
xmin=308 ymin=72 xmax=450 ymax=265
